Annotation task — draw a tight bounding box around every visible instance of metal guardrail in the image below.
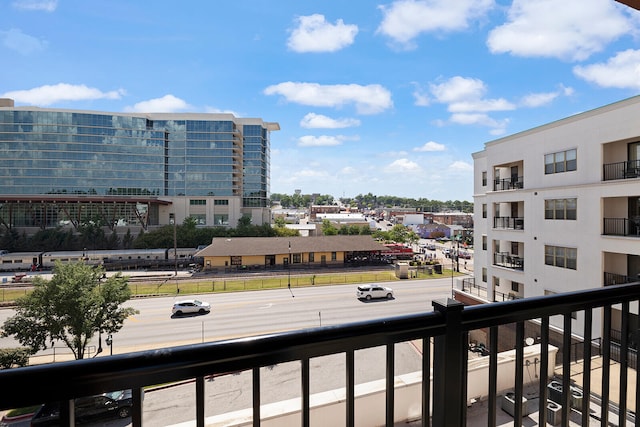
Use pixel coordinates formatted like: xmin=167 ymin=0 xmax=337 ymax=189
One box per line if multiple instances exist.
xmin=493 ymin=177 xmax=524 ymax=191
xmin=603 ymin=159 xmax=640 ymax=181
xmin=603 ymin=217 xmax=640 ymax=237
xmin=1 ymin=283 xmax=639 ymax=426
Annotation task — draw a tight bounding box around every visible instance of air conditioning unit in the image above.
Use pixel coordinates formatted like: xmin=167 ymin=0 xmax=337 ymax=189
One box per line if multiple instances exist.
xmin=546 ymin=399 xmax=562 ymax=425
xmin=501 ymin=392 xmax=530 ymax=417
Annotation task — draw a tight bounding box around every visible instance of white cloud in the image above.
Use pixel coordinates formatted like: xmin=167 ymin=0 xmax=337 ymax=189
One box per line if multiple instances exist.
xmin=487 ymin=0 xmax=632 ymax=61
xmin=264 ymin=82 xmax=393 ymax=114
xmin=12 ymin=0 xmax=57 ymax=12
xmin=300 ymin=113 xmax=360 ymax=129
xmin=573 ymin=49 xmax=640 ymax=90
xmin=298 ymin=135 xmax=345 ymax=147
xmin=1 ymin=28 xmax=48 ymax=54
xmin=3 ymin=83 xmax=125 ymax=106
xmin=381 ymin=150 xmax=409 ymax=157
xmin=430 ymin=76 xmax=487 ymax=103
xmin=520 ymin=92 xmax=558 ymax=108
xmin=449 ymin=161 xmax=473 ymax=172
xmin=411 ymin=83 xmax=430 ymax=106
xmin=377 ymin=0 xmax=493 ymax=48
xmin=287 ymin=14 xmax=358 ymax=53
xmin=296 ymin=169 xmax=330 ymax=178
xmin=340 ymin=166 xmax=357 ymax=175
xmin=449 ymin=113 xmax=507 ymax=127
xmin=448 ymin=98 xmax=515 ymax=113
xmin=383 ymin=158 xmax=422 ymax=173
xmin=124 ymin=95 xmax=191 ymax=113
xmin=428 ymin=76 xmax=513 ymax=133
xmin=414 ymin=141 xmax=445 ymax=152
xmin=204 ymin=106 xmax=241 ymax=116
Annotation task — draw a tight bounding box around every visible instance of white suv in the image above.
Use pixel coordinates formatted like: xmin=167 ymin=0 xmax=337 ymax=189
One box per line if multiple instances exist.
xmin=172 ymin=299 xmax=211 ymax=315
xmin=356 ymin=285 xmax=394 ymax=301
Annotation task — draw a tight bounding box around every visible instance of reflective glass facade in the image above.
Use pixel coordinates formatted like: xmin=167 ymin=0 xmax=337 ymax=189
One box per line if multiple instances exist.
xmin=0 ymin=108 xmax=277 ymax=208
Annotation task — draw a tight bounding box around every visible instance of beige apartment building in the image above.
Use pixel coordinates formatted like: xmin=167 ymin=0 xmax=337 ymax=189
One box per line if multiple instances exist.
xmin=472 ymin=95 xmax=640 ymax=339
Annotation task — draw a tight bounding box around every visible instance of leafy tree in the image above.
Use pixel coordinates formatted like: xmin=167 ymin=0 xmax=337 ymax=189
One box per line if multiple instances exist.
xmin=0 ymin=348 xmax=30 ymax=369
xmin=1 ymin=262 xmax=138 ymax=360
xmin=122 ymin=228 xmax=134 ymax=249
xmin=321 ymin=219 xmax=338 ymax=235
xmin=272 ymin=217 xmax=300 ymax=237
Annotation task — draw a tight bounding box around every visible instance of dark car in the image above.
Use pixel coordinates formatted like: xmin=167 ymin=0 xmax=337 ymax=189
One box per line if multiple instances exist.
xmin=31 ymin=390 xmax=133 ymax=426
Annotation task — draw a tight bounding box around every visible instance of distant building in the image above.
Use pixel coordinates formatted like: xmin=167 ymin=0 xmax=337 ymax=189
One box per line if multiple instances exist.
xmin=431 ymin=212 xmax=473 ymax=228
xmin=309 ymin=205 xmax=340 ymax=221
xmin=0 ymin=98 xmax=279 ymax=235
xmin=196 ymin=235 xmax=390 ymax=270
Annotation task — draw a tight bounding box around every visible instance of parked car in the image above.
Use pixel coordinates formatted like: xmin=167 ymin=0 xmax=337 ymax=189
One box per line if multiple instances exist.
xmin=458 ymin=251 xmax=472 ymax=259
xmin=356 ymin=284 xmax=394 ymax=300
xmin=172 ymin=299 xmax=211 ymax=315
xmin=30 ymin=390 xmax=133 ymax=426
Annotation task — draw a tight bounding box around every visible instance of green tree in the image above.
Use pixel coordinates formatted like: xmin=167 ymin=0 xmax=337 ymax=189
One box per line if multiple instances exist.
xmin=321 ymin=219 xmax=338 ymax=235
xmin=1 ymin=262 xmax=138 ymax=360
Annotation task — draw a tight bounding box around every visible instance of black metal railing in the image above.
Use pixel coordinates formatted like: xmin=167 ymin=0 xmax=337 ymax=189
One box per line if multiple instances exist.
xmin=1 ymin=283 xmax=640 ymax=427
xmin=493 ymin=176 xmax=524 ymax=191
xmin=493 ymin=217 xmax=524 ymax=230
xmin=603 ymin=217 xmax=640 ymax=237
xmin=461 ymin=277 xmax=479 ymax=294
xmin=493 ymin=252 xmax=524 ymax=270
xmin=603 ymin=159 xmax=640 ymax=181
xmin=604 ymin=271 xmax=640 ymax=286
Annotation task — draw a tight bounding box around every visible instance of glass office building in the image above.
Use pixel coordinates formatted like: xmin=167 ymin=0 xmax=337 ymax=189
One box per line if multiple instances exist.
xmin=0 ymin=99 xmax=279 ymax=231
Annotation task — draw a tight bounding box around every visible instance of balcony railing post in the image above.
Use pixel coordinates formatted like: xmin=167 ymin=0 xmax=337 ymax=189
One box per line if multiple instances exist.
xmin=432 ymin=298 xmax=465 ymax=427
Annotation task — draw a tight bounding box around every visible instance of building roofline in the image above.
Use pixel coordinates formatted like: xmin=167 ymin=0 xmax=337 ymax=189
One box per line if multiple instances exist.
xmin=477 ymin=94 xmax=640 ymax=152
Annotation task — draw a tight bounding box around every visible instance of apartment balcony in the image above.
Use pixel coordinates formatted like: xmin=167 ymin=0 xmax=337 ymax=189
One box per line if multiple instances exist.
xmin=493 ymin=216 xmax=524 ymax=230
xmin=603 ymin=159 xmax=640 ymax=181
xmin=1 ymin=283 xmax=638 ymax=426
xmin=493 ymin=176 xmax=524 ymax=191
xmin=604 ymin=271 xmax=640 ymax=286
xmin=603 ymin=217 xmax=640 ymax=237
xmin=493 ymin=252 xmax=524 ymax=271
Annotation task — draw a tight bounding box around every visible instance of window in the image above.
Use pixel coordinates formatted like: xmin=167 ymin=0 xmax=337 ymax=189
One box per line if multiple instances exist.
xmin=230 ymin=256 xmax=242 ymax=266
xmin=545 ymin=198 xmax=577 ymax=220
xmin=511 ymin=281 xmax=520 ymax=292
xmin=190 ymin=199 xmax=206 ymax=205
xmin=214 ymin=199 xmax=229 ymax=205
xmin=482 ymin=267 xmax=487 ymax=283
xmin=545 ymin=149 xmax=577 ymax=174
xmin=545 ymin=245 xmax=577 ymax=270
xmin=331 ymin=252 xmax=337 ymax=261
xmin=293 ymin=253 xmax=301 ymax=263
xmin=482 ymin=171 xmax=487 ymax=186
xmin=482 ymin=204 xmax=487 ymax=219
xmin=191 ymin=214 xmax=206 ymax=225
xmin=214 ymin=214 xmax=228 ymax=225
xmin=309 ymin=252 xmax=314 ymax=262
xmin=482 ymin=235 xmax=487 ymax=251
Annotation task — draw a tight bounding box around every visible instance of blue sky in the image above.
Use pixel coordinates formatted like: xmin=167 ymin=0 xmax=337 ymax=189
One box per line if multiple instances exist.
xmin=2 ymin=1 xmax=640 ymax=202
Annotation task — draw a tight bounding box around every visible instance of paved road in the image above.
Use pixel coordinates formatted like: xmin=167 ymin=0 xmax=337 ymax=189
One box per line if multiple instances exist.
xmin=0 ymin=277 xmax=458 ymax=358
xmin=0 ymin=276 xmax=463 ymax=426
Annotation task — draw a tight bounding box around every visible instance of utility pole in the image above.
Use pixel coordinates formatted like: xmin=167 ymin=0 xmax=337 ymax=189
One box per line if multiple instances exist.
xmin=173 ymin=214 xmax=178 ymax=276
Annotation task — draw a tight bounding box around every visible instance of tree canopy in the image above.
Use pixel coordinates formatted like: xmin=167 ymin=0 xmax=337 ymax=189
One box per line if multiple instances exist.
xmin=1 ymin=262 xmax=138 ymax=360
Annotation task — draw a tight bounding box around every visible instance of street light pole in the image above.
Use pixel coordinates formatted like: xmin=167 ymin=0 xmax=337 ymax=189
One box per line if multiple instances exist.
xmin=106 ymin=334 xmax=113 ymax=355
xmin=288 ymin=241 xmax=291 ymax=289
